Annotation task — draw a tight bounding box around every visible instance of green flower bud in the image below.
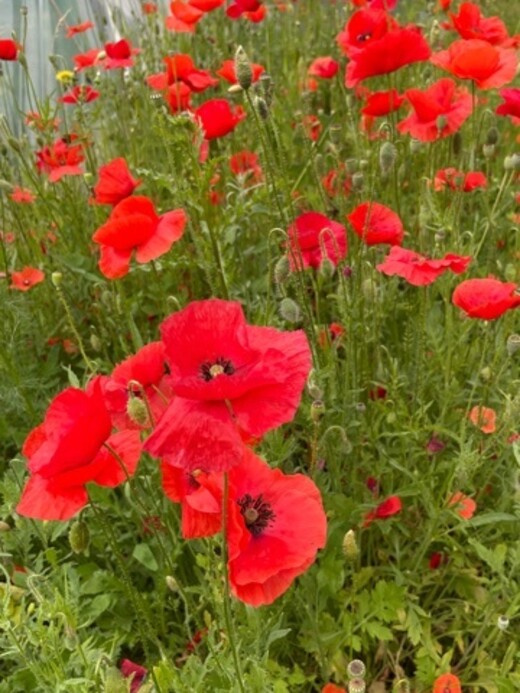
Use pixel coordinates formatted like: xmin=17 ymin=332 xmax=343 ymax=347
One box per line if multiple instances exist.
xmin=273 ymin=255 xmax=290 ymax=285
xmin=486 ymin=126 xmax=499 ymax=146
xmin=379 ymin=141 xmax=397 ymax=174
xmin=342 ymin=529 xmax=359 ymax=561
xmin=279 ymin=297 xmax=301 ymax=323
xmin=506 ymin=334 xmax=520 ymax=356
xmin=310 ymin=400 xmax=325 ymax=422
xmin=234 ymin=46 xmax=253 ymax=91
xmin=68 ymin=520 xmax=90 ymax=554
xmin=126 ymin=396 xmax=150 ymax=427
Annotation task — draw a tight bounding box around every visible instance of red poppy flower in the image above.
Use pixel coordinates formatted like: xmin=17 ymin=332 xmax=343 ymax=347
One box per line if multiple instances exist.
xmin=165 ymin=82 xmax=192 ymax=113
xmin=16 ymin=378 xmax=142 ymax=521
xmin=287 ymin=212 xmax=348 ymax=271
xmin=103 ymin=39 xmax=140 ymax=70
xmin=161 ymin=463 xmax=221 ymax=538
xmin=447 ymin=3 xmax=517 ymax=47
xmin=448 ymin=492 xmax=476 ymax=520
xmin=433 ymin=673 xmax=461 ymax=693
xmin=147 ymin=54 xmax=217 ymax=92
xmin=189 ymin=0 xmax=226 ymax=9
xmin=322 ymin=165 xmax=352 ymax=198
xmin=347 ymin=202 xmax=404 ymax=246
xmin=120 ymin=659 xmax=148 ymax=693
xmin=194 ymin=99 xmax=246 ymax=140
xmin=469 ymin=405 xmax=496 ymax=434
xmin=361 ymin=89 xmax=404 ymax=116
xmin=496 ymin=88 xmax=520 ymax=123
xmin=93 ymin=158 xmax=141 ymax=206
xmin=92 ymin=196 xmax=187 ymax=279
xmin=433 ymin=168 xmax=487 ymax=192
xmin=216 ymin=59 xmax=265 ymax=84
xmin=429 ymin=551 xmax=446 ymax=570
xmin=102 ymin=342 xmax=172 ymax=430
xmin=322 ymin=685 xmax=346 ymax=693
xmin=59 ymin=85 xmax=100 ymax=105
xmin=35 ymin=137 xmax=85 ymax=182
xmin=345 ymin=25 xmax=431 ymax=87
xmin=143 ymin=299 xmax=311 ymax=473
xmin=363 ymin=495 xmax=402 ymax=527
xmin=143 ymin=2 xmax=158 ymax=13
xmin=452 ymin=277 xmax=520 ymax=320
xmin=337 ymin=9 xmax=397 ymax=59
xmin=397 ymin=78 xmax=472 ymax=142
xmin=74 ymin=48 xmax=102 ymax=71
xmin=431 ymin=39 xmax=517 ymax=90
xmin=65 ymin=21 xmax=94 ymax=38
xmin=376 ymin=247 xmax=471 ymax=286
xmin=223 ymin=449 xmax=326 ymax=606
xmin=166 ymin=1 xmax=204 ymax=32
xmin=308 ymin=57 xmax=339 ymax=80
xmin=10 ymin=187 xmax=36 ymax=204
xmin=0 ymin=39 xmax=20 ymax=61
xmin=229 ymin=151 xmax=263 ymax=183
xmin=227 ymin=0 xmax=264 ymax=20
xmin=10 ymin=267 xmax=45 ymax=291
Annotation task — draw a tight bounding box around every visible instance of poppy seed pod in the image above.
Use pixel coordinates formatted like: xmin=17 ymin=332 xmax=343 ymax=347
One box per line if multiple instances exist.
xmin=348 ymin=679 xmax=366 ymax=693
xmin=347 ymin=659 xmax=366 ymax=680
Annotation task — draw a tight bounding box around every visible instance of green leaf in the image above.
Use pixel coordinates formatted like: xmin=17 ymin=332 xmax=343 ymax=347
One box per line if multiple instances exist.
xmin=132 ymin=543 xmax=159 ymax=572
xmin=468 ymin=539 xmax=507 ymax=573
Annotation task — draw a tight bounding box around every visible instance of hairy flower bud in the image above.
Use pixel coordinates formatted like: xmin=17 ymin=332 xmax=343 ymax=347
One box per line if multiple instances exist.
xmin=254 ymin=96 xmax=269 ymax=120
xmin=273 ymin=255 xmax=290 ymax=285
xmin=379 ymin=142 xmax=397 ymax=174
xmin=279 ymin=297 xmax=301 ymax=323
xmin=166 ymin=575 xmax=179 ymax=592
xmin=68 ymin=519 xmax=90 ymax=553
xmin=486 ymin=126 xmax=499 ymax=146
xmin=342 ymin=529 xmax=359 ymax=561
xmin=310 ymin=400 xmax=325 ymax=422
xmin=506 ymin=334 xmax=520 ymax=356
xmin=234 ymin=46 xmax=253 ymax=91
xmin=126 ymin=396 xmax=150 ymax=427
xmin=351 ymin=172 xmax=364 ymax=192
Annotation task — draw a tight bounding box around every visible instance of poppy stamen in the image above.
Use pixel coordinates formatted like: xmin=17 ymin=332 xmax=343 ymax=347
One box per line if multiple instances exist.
xmin=238 ymin=493 xmax=276 ymax=536
xmin=200 ymin=357 xmax=235 ymax=381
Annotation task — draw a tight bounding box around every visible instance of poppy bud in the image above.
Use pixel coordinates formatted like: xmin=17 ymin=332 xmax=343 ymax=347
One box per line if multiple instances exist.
xmin=347 ymin=659 xmax=366 ymax=680
xmin=254 ymin=96 xmax=269 ymax=120
xmin=165 ymin=575 xmax=179 ymax=592
xmin=259 ymin=73 xmax=274 ymax=106
xmin=319 ymin=257 xmax=335 ymax=279
xmin=51 ymin=271 xmax=63 ymax=287
xmin=486 ymin=127 xmax=499 ymax=146
xmin=342 ymin=529 xmax=359 ymax=561
xmin=279 ymin=297 xmax=301 ymax=323
xmin=90 ymin=332 xmax=102 ymax=352
xmin=127 ymin=396 xmax=150 ymax=427
xmin=479 ymin=366 xmax=492 ymax=382
xmin=379 ymin=142 xmax=397 ymax=174
xmin=506 ymin=334 xmax=520 ymax=357
xmin=361 ymin=278 xmax=376 ymax=300
xmin=68 ymin=519 xmax=90 ymax=553
xmin=0 ymin=520 xmax=11 ymax=531
xmin=410 ymin=139 xmax=422 ymax=154
xmin=234 ymin=46 xmax=253 ymax=91
xmin=273 ymin=255 xmax=290 ymax=285
xmin=7 ymin=138 xmax=22 ymax=153
xmin=351 ymin=172 xmax=364 ymax=192
xmin=310 ymin=400 xmax=325 ymax=422
xmin=348 ymin=679 xmax=366 ymax=693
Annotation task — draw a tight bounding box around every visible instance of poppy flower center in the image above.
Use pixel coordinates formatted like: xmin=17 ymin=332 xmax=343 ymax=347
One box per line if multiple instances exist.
xmin=23 ymin=279 xmax=31 ymax=285
xmin=238 ymin=493 xmax=276 ymax=537
xmin=200 ymin=357 xmax=235 ymax=381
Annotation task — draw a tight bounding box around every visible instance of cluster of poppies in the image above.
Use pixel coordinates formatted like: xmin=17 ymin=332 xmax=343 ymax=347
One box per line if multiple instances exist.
xmin=17 ymin=299 xmax=327 ymax=606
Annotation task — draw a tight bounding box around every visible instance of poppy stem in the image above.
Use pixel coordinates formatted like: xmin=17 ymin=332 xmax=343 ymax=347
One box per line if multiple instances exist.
xmin=52 ymin=276 xmax=96 ymax=374
xmin=221 ymin=472 xmax=247 ymax=693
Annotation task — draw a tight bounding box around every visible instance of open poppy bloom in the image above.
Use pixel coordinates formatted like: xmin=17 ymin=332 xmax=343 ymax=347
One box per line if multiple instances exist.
xmin=363 ymin=495 xmax=402 ymax=527
xmin=35 ymin=137 xmax=85 ymax=182
xmin=10 ymin=267 xmax=45 ymax=291
xmin=496 ymin=88 xmax=520 ymax=123
xmin=143 ymin=2 xmax=158 ymax=13
xmin=308 ymin=57 xmax=339 ymax=80
xmin=216 ymin=59 xmax=265 ymax=84
xmin=143 ymin=299 xmax=311 ymax=473
xmin=147 ymin=54 xmax=217 ymax=92
xmin=65 ymin=21 xmax=94 ymax=38
xmin=0 ymin=39 xmax=21 ymax=61
xmin=432 ymin=673 xmax=461 ymax=693
xmin=166 ymin=1 xmax=204 ymax=32
xmin=59 ymin=85 xmax=100 ymax=105
xmin=194 ymin=99 xmax=246 ymax=140
xmin=433 ymin=168 xmax=487 ymax=192
xmin=103 ymin=39 xmax=140 ymax=70
xmin=376 ymin=247 xmax=471 ymax=286
xmin=347 ymin=202 xmax=404 ymax=246
xmin=10 ymin=187 xmax=36 ymax=204
xmin=74 ymin=48 xmax=102 ymax=71
xmin=286 ymin=212 xmax=348 ymax=271
xmin=229 ymin=151 xmax=263 ymax=183
xmin=452 ymin=277 xmax=520 ymax=320
xmin=361 ymin=89 xmax=404 ymax=116
xmin=446 ymin=3 xmax=517 ymax=47
xmin=431 ymin=39 xmax=518 ymax=90
xmin=397 ymin=78 xmax=472 ymax=142
xmin=227 ymin=0 xmax=265 ymax=21
xmin=16 ymin=378 xmax=142 ymax=521
xmin=93 ymin=158 xmax=141 ymax=206
xmin=469 ymin=405 xmax=497 ymax=434
xmin=448 ymin=492 xmax=476 ymax=520
xmin=221 ymin=448 xmax=326 ymax=606
xmin=92 ymin=196 xmax=187 ymax=279
xmin=189 ymin=0 xmax=226 ymax=9
xmin=337 ymin=9 xmax=398 ymax=59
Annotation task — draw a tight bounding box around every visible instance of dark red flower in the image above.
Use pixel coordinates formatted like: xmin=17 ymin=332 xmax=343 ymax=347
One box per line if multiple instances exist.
xmin=16 ymin=378 xmax=142 ymax=521
xmin=65 ymin=21 xmax=94 ymax=38
xmin=59 ymin=85 xmax=100 ymax=105
xmin=429 ymin=551 xmax=446 ymax=569
xmin=452 ymin=277 xmax=520 ymax=320
xmin=496 ymin=88 xmax=520 ymax=123
xmin=361 ymin=89 xmax=404 ymax=116
xmin=93 ymin=158 xmax=141 ymax=206
xmin=363 ymin=495 xmax=402 ymax=527
xmin=92 ymin=196 xmax=187 ymax=279
xmin=10 ymin=267 xmax=45 ymax=291
xmin=431 ymin=39 xmax=517 ymax=90
xmin=447 ymin=3 xmax=518 ymax=47
xmin=147 ymin=54 xmax=217 ymax=92
xmin=308 ymin=57 xmax=339 ymax=79
xmin=376 ymin=247 xmax=471 ymax=286
xmin=0 ymin=39 xmax=20 ymax=61
xmin=397 ymin=78 xmax=473 ymax=142
xmin=194 ymin=99 xmax=246 ymax=140
xmin=347 ymin=202 xmax=404 ymax=246
xmin=287 ymin=212 xmax=348 ymax=271
xmin=35 ymin=137 xmax=85 ymax=182
xmin=224 ymin=448 xmax=327 ymax=606
xmin=216 ymin=59 xmax=265 ymax=84
xmin=120 ymin=659 xmax=148 ymax=693
xmin=144 ymin=299 xmax=311 ymax=473
xmin=345 ymin=25 xmax=431 ymax=87
xmin=104 ymin=39 xmax=140 ymax=70
xmin=227 ymin=0 xmax=264 ymax=20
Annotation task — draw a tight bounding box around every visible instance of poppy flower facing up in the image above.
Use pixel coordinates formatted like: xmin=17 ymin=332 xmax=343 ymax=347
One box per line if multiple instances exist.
xmin=223 ymin=449 xmax=327 ymax=606
xmin=432 ymin=673 xmax=461 ymax=693
xmin=397 ymin=78 xmax=473 ymax=142
xmin=376 ymin=247 xmax=471 ymax=286
xmin=74 ymin=48 xmax=103 ymax=71
xmin=496 ymin=88 xmax=520 ymax=124
xmin=469 ymin=405 xmax=497 ymax=434
xmin=448 ymin=492 xmax=476 ymax=520
xmin=92 ymin=196 xmax=187 ymax=279
xmin=286 ymin=212 xmax=348 ymax=271
xmin=10 ymin=267 xmax=45 ymax=291
xmin=452 ymin=277 xmax=520 ymax=320
xmin=227 ymin=0 xmax=265 ymax=21
xmin=143 ymin=299 xmax=311 ymax=473
xmin=347 ymin=202 xmax=404 ymax=246
xmin=103 ymin=39 xmax=140 ymax=70
xmin=16 ymin=378 xmax=142 ymax=521
xmin=93 ymin=157 xmax=142 ymax=206
xmin=35 ymin=137 xmax=85 ymax=182
xmin=194 ymin=99 xmax=246 ymax=140
xmin=120 ymin=659 xmax=148 ymax=693
xmin=431 ymin=39 xmax=518 ymax=90
xmin=0 ymin=39 xmax=20 ymax=61
xmin=363 ymin=495 xmax=402 ymax=527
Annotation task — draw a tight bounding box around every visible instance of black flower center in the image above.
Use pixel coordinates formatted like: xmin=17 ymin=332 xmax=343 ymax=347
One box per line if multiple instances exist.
xmin=237 ymin=494 xmax=276 ymax=537
xmin=200 ymin=356 xmax=235 ymax=382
